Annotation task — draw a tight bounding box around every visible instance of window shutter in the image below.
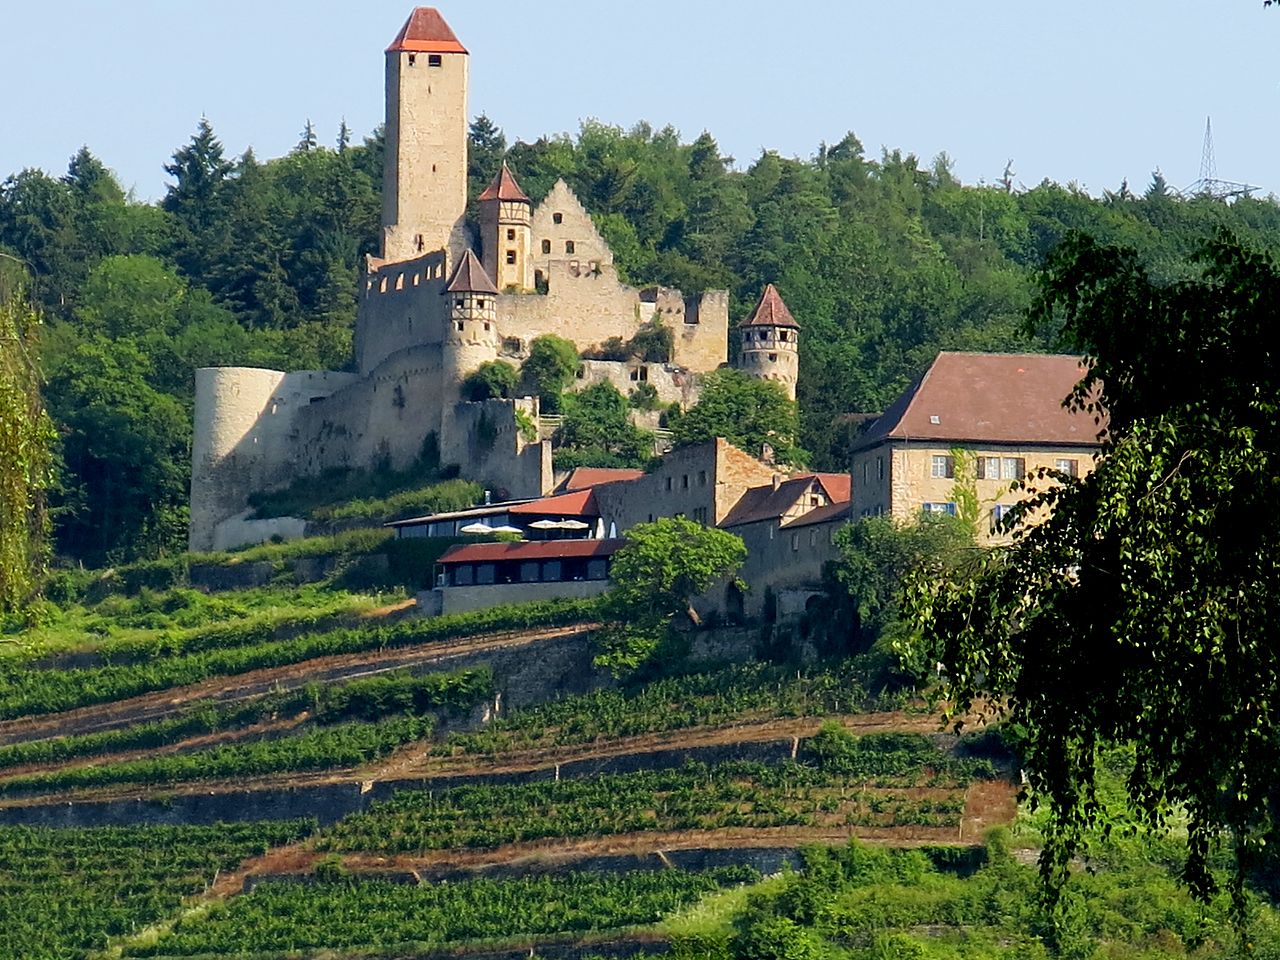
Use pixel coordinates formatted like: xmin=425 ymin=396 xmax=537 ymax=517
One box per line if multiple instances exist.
xmin=975 ymin=457 xmax=985 ymax=480
xmin=945 ymin=456 xmax=955 ymax=479
xmin=1015 ymin=457 xmax=1026 ymax=478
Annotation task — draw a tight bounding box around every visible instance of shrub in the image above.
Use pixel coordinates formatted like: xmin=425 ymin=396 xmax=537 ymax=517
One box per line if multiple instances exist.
xmin=460 ymin=360 xmax=518 ymax=401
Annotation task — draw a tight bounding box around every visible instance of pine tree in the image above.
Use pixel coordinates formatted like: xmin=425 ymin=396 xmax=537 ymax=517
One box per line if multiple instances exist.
xmin=298 ymin=119 xmax=317 ymax=153
xmin=337 ymin=119 xmax=351 ymax=154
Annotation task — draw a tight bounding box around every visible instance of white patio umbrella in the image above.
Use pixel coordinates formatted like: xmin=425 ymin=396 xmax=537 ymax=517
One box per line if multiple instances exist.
xmin=490 ymin=525 xmax=524 ymax=535
xmin=528 ymin=519 xmax=560 ymax=530
xmin=459 ymin=521 xmax=494 ymax=534
xmin=558 ymin=519 xmax=591 ymax=530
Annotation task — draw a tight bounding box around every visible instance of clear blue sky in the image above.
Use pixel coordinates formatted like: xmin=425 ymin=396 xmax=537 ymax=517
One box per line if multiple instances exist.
xmin=3 ymin=1 xmax=1277 ymax=201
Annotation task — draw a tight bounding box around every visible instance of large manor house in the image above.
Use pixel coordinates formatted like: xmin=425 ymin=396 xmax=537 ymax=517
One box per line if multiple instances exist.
xmin=189 ymin=8 xmax=800 ymax=552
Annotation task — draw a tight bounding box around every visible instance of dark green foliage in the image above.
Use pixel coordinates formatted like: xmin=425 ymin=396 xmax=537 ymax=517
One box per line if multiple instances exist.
xmin=669 ymin=369 xmax=803 ymax=466
xmin=906 ymin=230 xmax=1280 ymax=917
xmin=0 ymin=821 xmax=315 ymax=960
xmin=460 ymin=359 xmax=518 ymax=401
xmin=521 ymin=334 xmax=579 ymax=412
xmin=554 ymin=381 xmax=654 ymax=469
xmin=814 ymin=514 xmax=974 ymax=664
xmin=128 ymin=868 xmax=759 ymax=957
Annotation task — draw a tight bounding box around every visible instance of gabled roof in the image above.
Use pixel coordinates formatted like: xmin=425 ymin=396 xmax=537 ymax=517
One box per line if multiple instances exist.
xmin=387 ymin=8 xmax=467 ymax=54
xmin=508 ymin=489 xmax=600 ymax=517
xmin=438 ymin=539 xmax=623 ymax=565
xmin=444 ymin=250 xmax=499 ymax=294
xmin=555 ymin=467 xmax=645 ymax=493
xmin=720 ymin=476 xmax=820 ymax=528
xmin=782 ymin=500 xmax=853 ymax=530
xmin=810 ymin=473 xmax=851 ymax=503
xmin=851 ymin=352 xmax=1102 ymax=453
xmin=741 ymin=284 xmax=799 ymax=329
xmin=477 ymin=162 xmax=530 ymax=203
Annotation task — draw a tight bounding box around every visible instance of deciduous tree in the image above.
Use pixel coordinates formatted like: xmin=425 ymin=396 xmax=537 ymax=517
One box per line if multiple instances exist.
xmin=905 ymin=229 xmax=1280 ymax=916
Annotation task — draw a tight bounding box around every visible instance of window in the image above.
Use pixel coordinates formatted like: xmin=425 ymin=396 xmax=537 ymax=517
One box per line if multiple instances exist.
xmin=565 ymin=240 xmax=576 ymax=254
xmin=541 ymin=239 xmax=551 ymax=254
xmin=638 ymin=366 xmax=648 ymax=382
xmin=1000 ymin=457 xmax=1026 ymax=480
xmin=587 ymin=559 xmax=608 ymax=580
xmin=552 ymin=212 xmax=563 ymax=224
xmin=483 ymin=322 xmax=491 ymax=332
xmin=1055 ymin=458 xmax=1079 ymax=478
xmin=454 ymin=565 xmax=474 ymax=586
xmin=992 ymin=503 xmax=1013 ymax=525
xmin=476 ymin=299 xmax=486 ymax=309
xmin=810 ymin=529 xmax=817 ymax=546
xmin=698 ymin=470 xmax=707 ymax=487
xmin=503 ymin=337 xmax=522 ymax=354
xmin=877 ymin=456 xmax=885 ymax=482
xmin=930 ymin=455 xmax=955 ymax=479
xmin=976 ymin=456 xmax=1000 ymax=480
xmin=682 ymin=474 xmax=689 ymax=489
xmin=506 ymin=250 xmax=516 ymax=265
xmin=923 ymin=502 xmax=958 ymax=517
xmin=543 ymin=560 xmax=562 ymax=582
xmin=693 ymin=506 xmax=708 ymax=525
xmin=665 ymin=476 xmax=673 ymax=492
xmin=862 ymin=462 xmax=868 ymax=485
xmin=791 ymin=532 xmax=800 ymax=552
xmin=629 ymin=368 xmax=639 ymax=382
xmin=520 ymin=562 xmax=541 ymax=583
xmin=575 ymin=366 xmax=585 ymax=379
xmin=476 ymin=564 xmax=495 ymax=585
xmin=506 ymin=229 xmax=516 ymax=241
xmin=408 ymin=53 xmax=417 ymax=66
xmin=455 ymin=321 xmax=464 ymax=331
xmin=428 ymin=54 xmax=442 ymax=67
xmin=769 ymin=353 xmax=778 ymax=362
xmin=769 ymin=525 xmax=775 ymax=540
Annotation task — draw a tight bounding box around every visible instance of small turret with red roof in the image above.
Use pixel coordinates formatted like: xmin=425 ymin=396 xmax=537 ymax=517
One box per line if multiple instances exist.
xmin=736 ymin=284 xmax=800 ymax=401
xmin=477 ymin=162 xmax=534 ymax=292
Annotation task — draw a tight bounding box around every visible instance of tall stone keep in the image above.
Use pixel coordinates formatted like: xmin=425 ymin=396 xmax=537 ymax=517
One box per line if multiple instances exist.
xmin=382 ymin=7 xmax=469 ymax=264
xmin=477 ymin=162 xmax=533 ymax=292
xmin=738 ymin=284 xmax=800 ymax=401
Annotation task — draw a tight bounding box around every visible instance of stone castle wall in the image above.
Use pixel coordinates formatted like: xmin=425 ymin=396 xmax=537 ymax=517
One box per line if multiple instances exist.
xmin=355 ymin=251 xmax=449 ymax=375
xmin=189 ymin=367 xmax=359 ymax=551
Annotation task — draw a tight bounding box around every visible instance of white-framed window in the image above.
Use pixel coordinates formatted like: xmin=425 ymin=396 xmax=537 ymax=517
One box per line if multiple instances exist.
xmin=1000 ymin=457 xmax=1026 ymax=480
xmin=923 ymin=502 xmax=957 ymax=517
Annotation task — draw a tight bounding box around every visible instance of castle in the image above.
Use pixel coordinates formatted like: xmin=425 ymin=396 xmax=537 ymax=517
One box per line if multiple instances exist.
xmin=189 ymin=7 xmax=801 ymax=552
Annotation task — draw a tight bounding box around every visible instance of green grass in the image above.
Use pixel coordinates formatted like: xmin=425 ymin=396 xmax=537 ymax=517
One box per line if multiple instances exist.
xmin=1 ymin=583 xmax=394 ymax=662
xmin=248 ymin=461 xmax=480 ymax=523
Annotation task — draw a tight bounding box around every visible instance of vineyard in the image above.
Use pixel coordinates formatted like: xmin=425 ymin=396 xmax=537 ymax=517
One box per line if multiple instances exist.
xmin=123 ymin=867 xmax=759 ymax=957
xmin=318 ymin=753 xmax=981 ymax=855
xmin=0 ymin=668 xmax=493 ymax=793
xmin=432 ymin=661 xmax=909 ymax=760
xmin=0 ymin=821 xmax=314 ymax=960
xmin=0 ymin=598 xmax=593 ymax=721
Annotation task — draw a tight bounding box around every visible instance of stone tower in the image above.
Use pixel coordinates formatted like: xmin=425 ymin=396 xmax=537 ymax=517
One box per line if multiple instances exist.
xmin=737 ymin=284 xmax=800 ymax=401
xmin=442 ymin=249 xmax=500 ymax=397
xmin=381 ymin=7 xmax=469 ymax=264
xmin=477 ymin=162 xmax=533 ymax=292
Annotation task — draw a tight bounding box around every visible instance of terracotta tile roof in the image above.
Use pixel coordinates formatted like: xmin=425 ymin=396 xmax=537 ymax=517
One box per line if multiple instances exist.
xmin=851 ymin=352 xmax=1104 ymax=453
xmin=508 ymin=489 xmax=600 ymax=517
xmin=438 ymin=539 xmax=623 ymax=565
xmin=555 ymin=467 xmax=645 ymax=492
xmin=386 ymin=8 xmax=467 ymax=54
xmin=720 ymin=476 xmax=820 ymax=528
xmin=741 ymin=284 xmax=799 ymax=329
xmin=810 ymin=473 xmax=851 ymax=503
xmin=444 ymin=250 xmax=498 ymax=294
xmin=477 ymin=162 xmax=530 ymax=203
xmin=782 ymin=500 xmax=853 ymax=529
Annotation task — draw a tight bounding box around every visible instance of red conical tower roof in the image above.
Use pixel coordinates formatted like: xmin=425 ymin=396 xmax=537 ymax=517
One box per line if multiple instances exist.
xmin=445 ymin=250 xmax=499 ymax=294
xmin=477 ymin=162 xmax=530 ymax=203
xmin=741 ymin=284 xmax=799 ymax=328
xmin=386 ymin=7 xmax=467 ymax=54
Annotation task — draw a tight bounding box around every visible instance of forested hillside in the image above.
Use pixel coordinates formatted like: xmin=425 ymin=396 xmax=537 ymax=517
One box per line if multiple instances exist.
xmin=6 ymin=116 xmax=1280 ymax=564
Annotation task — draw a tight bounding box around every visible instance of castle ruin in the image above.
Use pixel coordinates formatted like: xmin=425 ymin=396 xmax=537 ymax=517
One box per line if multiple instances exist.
xmin=189 ymin=7 xmax=800 ymax=552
